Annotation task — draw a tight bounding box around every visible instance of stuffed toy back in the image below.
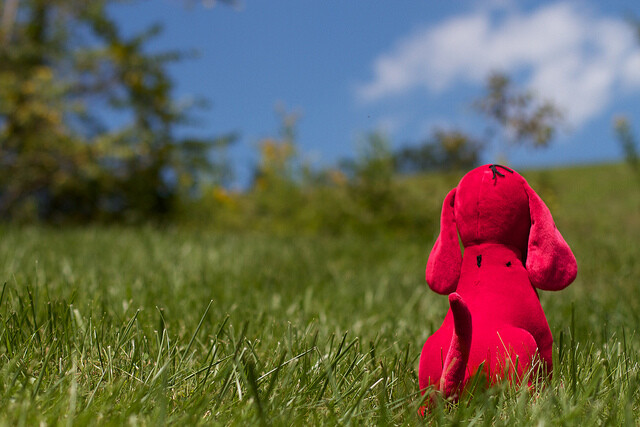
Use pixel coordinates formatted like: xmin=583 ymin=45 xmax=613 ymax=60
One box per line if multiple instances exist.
xmin=419 ymin=164 xmax=577 ymax=402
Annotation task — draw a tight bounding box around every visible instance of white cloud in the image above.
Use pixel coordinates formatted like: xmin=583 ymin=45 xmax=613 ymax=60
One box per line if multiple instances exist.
xmin=357 ymin=2 xmax=640 ymax=126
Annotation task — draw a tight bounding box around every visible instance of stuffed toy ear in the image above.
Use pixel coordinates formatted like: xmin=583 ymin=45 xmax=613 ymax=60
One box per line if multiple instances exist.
xmin=524 ymin=182 xmax=577 ymax=291
xmin=426 ymin=188 xmax=462 ymax=295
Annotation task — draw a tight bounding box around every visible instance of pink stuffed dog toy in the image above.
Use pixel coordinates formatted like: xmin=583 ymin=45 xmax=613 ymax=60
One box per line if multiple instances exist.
xmin=419 ymin=164 xmax=577 ymax=401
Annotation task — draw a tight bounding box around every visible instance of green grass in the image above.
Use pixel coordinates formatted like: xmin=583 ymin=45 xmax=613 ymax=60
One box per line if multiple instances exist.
xmin=0 ymin=163 xmax=639 ymax=425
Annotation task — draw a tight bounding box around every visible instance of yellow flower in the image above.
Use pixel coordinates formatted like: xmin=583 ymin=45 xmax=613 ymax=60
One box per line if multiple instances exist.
xmin=212 ymin=186 xmax=236 ymax=207
xmin=328 ymin=169 xmax=347 ymax=186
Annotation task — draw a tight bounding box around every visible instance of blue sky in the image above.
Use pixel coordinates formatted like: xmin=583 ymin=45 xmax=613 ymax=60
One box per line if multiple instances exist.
xmin=110 ymin=0 xmax=640 ymax=187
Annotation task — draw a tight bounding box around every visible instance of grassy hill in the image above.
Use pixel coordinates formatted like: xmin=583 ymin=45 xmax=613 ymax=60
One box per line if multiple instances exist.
xmin=0 ymin=163 xmax=638 ymax=424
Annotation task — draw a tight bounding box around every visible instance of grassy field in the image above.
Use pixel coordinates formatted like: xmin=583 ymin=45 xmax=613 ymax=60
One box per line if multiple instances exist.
xmin=0 ymin=163 xmax=639 ymax=425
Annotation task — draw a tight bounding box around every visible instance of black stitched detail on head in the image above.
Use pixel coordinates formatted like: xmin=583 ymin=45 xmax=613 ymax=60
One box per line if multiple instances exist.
xmin=506 ymin=261 xmax=512 ymax=267
xmin=489 ymin=164 xmax=514 ymax=183
xmin=477 ymin=255 xmax=482 ymax=267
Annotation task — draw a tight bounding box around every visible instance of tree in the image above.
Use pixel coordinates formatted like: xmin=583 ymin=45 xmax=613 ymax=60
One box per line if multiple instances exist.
xmin=474 ymin=72 xmax=563 ymax=159
xmin=393 ymin=128 xmax=483 ymax=174
xmin=614 ymin=117 xmax=639 ymax=179
xmin=613 ymin=19 xmax=640 ymax=182
xmin=392 ymin=72 xmax=560 ymax=175
xmin=0 ymin=0 xmax=233 ymax=222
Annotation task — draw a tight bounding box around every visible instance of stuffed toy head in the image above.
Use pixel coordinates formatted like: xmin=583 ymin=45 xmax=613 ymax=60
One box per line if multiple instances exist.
xmin=426 ymin=164 xmax=577 ymax=294
xmin=419 ymin=164 xmax=577 ymax=406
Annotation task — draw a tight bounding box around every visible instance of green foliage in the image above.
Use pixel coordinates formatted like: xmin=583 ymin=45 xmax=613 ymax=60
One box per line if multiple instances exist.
xmin=391 ymin=71 xmax=563 ymax=176
xmin=338 ymin=132 xmax=439 ymax=235
xmin=346 ymin=132 xmax=396 ymax=213
xmin=0 ymin=164 xmax=638 ymax=424
xmin=611 ymin=19 xmax=640 ymax=186
xmin=475 ymin=71 xmax=564 ymax=154
xmin=614 ymin=116 xmax=640 ymax=182
xmin=185 ymin=129 xmax=446 ymax=236
xmin=0 ymin=0 xmax=233 ymax=223
xmin=394 ymin=128 xmax=484 ymax=174
xmin=1 ymin=13 xmax=563 ymax=230
xmin=178 ymin=115 xmax=446 ymax=236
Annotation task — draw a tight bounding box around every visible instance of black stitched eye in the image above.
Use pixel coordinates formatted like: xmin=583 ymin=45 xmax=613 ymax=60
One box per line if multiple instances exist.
xmin=477 ymin=255 xmax=482 ymax=267
xmin=506 ymin=261 xmax=512 ymax=267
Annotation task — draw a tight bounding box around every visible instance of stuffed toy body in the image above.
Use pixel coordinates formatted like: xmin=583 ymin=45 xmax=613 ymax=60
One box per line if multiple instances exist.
xmin=419 ymin=164 xmax=577 ymax=399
